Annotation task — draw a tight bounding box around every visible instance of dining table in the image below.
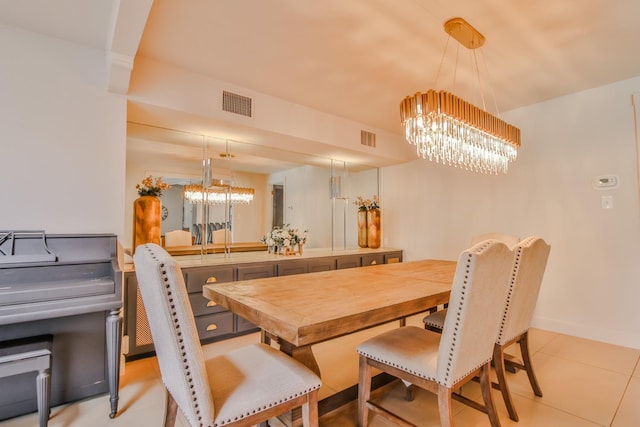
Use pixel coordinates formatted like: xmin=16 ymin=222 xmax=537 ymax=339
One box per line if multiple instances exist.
xmin=202 ymin=258 xmax=456 ymax=424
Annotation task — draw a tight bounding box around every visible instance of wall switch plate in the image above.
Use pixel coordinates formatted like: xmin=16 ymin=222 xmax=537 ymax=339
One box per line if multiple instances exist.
xmin=601 ymin=195 xmax=613 ymax=209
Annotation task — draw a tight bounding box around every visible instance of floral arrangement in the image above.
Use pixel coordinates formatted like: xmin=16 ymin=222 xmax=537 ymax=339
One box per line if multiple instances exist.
xmin=136 ymin=175 xmax=171 ymax=197
xmin=261 ymin=225 xmax=308 ymax=249
xmin=354 ymin=195 xmax=380 ymax=211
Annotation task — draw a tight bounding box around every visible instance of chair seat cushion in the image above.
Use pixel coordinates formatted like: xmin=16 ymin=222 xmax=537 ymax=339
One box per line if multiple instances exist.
xmin=357 ymin=326 xmax=440 ymax=381
xmin=423 ymin=308 xmax=447 ymax=330
xmin=206 ymin=343 xmax=321 ymax=426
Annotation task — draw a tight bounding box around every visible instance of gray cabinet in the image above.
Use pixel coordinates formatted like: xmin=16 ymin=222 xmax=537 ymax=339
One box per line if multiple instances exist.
xmin=362 ymin=253 xmax=385 ymax=266
xmin=277 ymin=260 xmax=309 ymax=276
xmin=308 ymin=257 xmax=336 ymax=272
xmin=236 ymin=263 xmax=276 ymax=281
xmin=337 ymin=255 xmax=362 ymax=269
xmin=124 ymin=249 xmax=402 ymax=360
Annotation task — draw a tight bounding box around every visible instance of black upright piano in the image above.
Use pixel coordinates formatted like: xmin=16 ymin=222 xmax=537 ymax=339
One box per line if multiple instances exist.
xmin=0 ymin=232 xmax=122 ymax=421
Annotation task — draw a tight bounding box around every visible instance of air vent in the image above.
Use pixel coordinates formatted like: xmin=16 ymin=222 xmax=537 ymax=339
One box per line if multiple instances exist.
xmin=222 ymin=91 xmax=252 ymax=117
xmin=361 ymin=130 xmax=376 ymax=147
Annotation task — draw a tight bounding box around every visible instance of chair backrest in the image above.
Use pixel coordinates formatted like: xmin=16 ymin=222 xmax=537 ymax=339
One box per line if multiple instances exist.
xmin=471 ymin=233 xmax=519 ymax=248
xmin=496 ymin=236 xmax=551 ymax=345
xmin=164 ymin=230 xmax=193 ymax=247
xmin=133 ymin=243 xmax=215 ymax=425
xmin=212 ymin=228 xmax=231 ymax=244
xmin=437 ymin=240 xmax=514 ymax=387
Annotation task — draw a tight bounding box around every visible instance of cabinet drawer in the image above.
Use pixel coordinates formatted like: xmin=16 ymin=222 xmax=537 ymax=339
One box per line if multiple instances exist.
xmin=195 ymin=312 xmax=234 ymax=340
xmin=362 ymin=253 xmax=384 ymax=266
xmin=277 ymin=260 xmax=308 ymax=276
xmin=336 ymin=255 xmax=362 ymax=269
xmin=236 ymin=264 xmax=275 ymax=281
xmin=308 ymin=257 xmax=336 ymax=272
xmin=235 ymin=314 xmax=259 ymax=333
xmin=189 ymin=293 xmax=227 ymax=316
xmin=184 ymin=266 xmax=235 ymax=293
xmin=385 ymin=251 xmax=403 ymax=264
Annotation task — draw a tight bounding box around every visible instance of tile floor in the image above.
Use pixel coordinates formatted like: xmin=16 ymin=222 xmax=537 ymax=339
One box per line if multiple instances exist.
xmin=2 ymin=314 xmax=639 ymax=427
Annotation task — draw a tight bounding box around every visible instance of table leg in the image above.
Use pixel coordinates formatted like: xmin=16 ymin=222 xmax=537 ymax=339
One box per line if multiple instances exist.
xmin=106 ymin=308 xmax=122 ymax=419
xmin=278 ymin=341 xmax=321 ymax=378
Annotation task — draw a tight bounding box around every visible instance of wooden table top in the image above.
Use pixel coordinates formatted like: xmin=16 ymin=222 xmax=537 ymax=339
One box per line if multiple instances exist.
xmin=203 ymin=259 xmax=456 ymax=347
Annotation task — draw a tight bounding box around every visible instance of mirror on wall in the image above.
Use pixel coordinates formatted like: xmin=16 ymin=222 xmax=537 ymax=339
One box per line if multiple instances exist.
xmin=126 ymin=122 xmax=379 ymax=255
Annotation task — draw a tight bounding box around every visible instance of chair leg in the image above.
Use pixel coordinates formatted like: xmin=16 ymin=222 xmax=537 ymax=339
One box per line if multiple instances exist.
xmin=164 ymin=389 xmax=178 ymax=427
xmin=437 ymin=384 xmax=454 ymax=427
xmin=520 ymin=331 xmax=543 ymax=397
xmin=358 ymin=355 xmax=373 ymax=427
xmin=479 ymin=363 xmax=501 ymax=427
xmin=493 ymin=344 xmax=519 ymax=421
xmin=301 ymin=389 xmax=319 ymax=427
xmin=405 ymin=383 xmax=415 ymax=401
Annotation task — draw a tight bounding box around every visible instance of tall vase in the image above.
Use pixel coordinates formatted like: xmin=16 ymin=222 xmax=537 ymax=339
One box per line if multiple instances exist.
xmin=367 ymin=208 xmax=381 ymax=249
xmin=357 ymin=210 xmax=368 ymax=248
xmin=132 ymin=195 xmax=161 ymax=253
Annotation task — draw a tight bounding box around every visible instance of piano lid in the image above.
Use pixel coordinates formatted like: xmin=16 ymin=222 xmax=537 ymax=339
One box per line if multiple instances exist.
xmin=0 ymin=231 xmax=57 ymax=264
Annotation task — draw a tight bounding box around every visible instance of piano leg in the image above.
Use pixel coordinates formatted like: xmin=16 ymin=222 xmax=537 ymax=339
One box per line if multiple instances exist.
xmin=106 ymin=308 xmax=122 ymax=418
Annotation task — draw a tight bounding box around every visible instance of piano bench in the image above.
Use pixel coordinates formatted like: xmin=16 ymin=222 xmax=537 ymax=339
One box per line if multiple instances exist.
xmin=0 ymin=335 xmax=53 ymax=427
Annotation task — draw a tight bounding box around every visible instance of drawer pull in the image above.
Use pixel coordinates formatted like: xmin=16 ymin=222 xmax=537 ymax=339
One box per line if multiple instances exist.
xmin=206 ymin=324 xmax=218 ymax=331
xmin=206 ymin=277 xmax=217 ymax=284
xmin=370 ymin=260 xmax=377 ymax=265
xmin=206 ymin=301 xmax=218 ymax=307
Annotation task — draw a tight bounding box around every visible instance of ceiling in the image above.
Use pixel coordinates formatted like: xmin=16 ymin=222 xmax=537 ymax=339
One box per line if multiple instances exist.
xmin=135 ymin=0 xmax=640 ymax=134
xmin=3 ymin=0 xmax=640 ymax=168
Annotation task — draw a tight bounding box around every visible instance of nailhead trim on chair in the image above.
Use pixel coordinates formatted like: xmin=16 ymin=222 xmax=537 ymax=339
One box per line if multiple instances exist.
xmin=443 ymin=239 xmax=497 ymax=385
xmin=497 ymin=236 xmax=535 ymax=342
xmin=146 ymin=245 xmax=206 ymax=427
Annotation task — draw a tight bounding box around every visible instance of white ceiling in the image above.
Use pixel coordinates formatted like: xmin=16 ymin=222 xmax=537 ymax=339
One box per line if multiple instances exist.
xmin=3 ymin=0 xmax=640 ymax=167
xmin=135 ymin=0 xmax=640 ymax=134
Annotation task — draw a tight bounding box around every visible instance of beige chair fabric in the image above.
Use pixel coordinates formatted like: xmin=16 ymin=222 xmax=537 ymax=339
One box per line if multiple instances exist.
xmin=470 ymin=232 xmax=519 ymax=248
xmin=212 ymin=228 xmax=230 ymax=244
xmin=423 ymin=232 xmax=519 ymax=331
xmin=357 ymin=240 xmax=514 ymax=427
xmin=422 ymin=236 xmax=551 ymax=421
xmin=133 ymin=244 xmax=321 ymax=427
xmin=164 ymin=230 xmax=193 ymax=247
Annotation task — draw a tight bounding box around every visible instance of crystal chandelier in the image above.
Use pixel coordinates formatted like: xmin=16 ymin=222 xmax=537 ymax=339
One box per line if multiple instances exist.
xmin=400 ymin=18 xmax=521 ymax=174
xmin=183 ymin=182 xmax=255 ymax=205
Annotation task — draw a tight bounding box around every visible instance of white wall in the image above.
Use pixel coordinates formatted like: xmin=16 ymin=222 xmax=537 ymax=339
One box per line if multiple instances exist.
xmin=382 ymin=76 xmax=640 ymax=349
xmin=0 ymin=25 xmax=126 ymax=238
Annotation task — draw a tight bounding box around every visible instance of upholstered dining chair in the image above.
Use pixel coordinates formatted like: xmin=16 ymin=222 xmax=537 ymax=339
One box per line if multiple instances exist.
xmin=164 ymin=230 xmax=193 ymax=247
xmin=357 ymin=240 xmax=514 ymax=427
xmin=133 ymin=244 xmax=321 ymax=427
xmin=422 ymin=236 xmax=551 ymax=421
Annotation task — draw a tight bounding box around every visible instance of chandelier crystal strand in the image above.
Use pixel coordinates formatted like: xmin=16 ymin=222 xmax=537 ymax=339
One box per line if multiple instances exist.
xmin=183 ymin=184 xmax=254 ymax=205
xmin=401 ymin=90 xmax=519 ymax=174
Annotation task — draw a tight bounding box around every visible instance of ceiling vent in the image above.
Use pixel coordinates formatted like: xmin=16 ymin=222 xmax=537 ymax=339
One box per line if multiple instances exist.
xmin=222 ymin=91 xmax=252 ymax=117
xmin=361 ymin=130 xmax=376 ymax=148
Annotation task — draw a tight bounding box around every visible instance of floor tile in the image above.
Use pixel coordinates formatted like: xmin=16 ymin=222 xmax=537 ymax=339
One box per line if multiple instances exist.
xmin=611 ymin=376 xmax=640 ymax=427
xmin=537 ymin=333 xmax=640 ymax=375
xmin=505 ymin=352 xmax=628 ymax=426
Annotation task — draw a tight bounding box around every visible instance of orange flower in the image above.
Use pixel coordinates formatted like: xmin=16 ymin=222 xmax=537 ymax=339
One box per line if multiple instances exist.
xmin=136 ymin=176 xmax=171 ymax=197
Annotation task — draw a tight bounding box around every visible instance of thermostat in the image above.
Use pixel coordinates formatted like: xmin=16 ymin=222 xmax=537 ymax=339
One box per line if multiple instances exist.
xmin=592 ymin=175 xmax=619 ymax=190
